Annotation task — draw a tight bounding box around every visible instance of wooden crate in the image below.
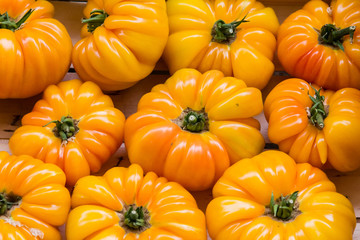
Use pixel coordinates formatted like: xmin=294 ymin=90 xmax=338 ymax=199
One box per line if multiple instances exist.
xmin=0 ymin=0 xmax=359 ymax=239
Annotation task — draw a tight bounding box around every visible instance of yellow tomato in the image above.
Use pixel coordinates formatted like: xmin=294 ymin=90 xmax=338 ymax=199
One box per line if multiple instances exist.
xmin=0 ymin=152 xmax=70 ymax=240
xmin=264 ymin=78 xmax=360 ymax=172
xmin=66 ymin=164 xmax=206 ymax=240
xmin=206 ymin=150 xmax=356 ymax=240
xmin=163 ymin=0 xmax=279 ymax=89
xmin=72 ymin=0 xmax=169 ymax=91
xmin=9 ymin=79 xmax=125 ymax=186
xmin=0 ymin=0 xmax=72 ymax=98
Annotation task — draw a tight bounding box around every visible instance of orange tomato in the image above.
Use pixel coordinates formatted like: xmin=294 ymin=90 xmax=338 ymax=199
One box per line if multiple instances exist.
xmin=0 ymin=0 xmax=72 ymax=98
xmin=72 ymin=0 xmax=169 ymax=91
xmin=264 ymin=78 xmax=360 ymax=172
xmin=9 ymin=79 xmax=125 ymax=186
xmin=277 ymin=0 xmax=360 ymax=90
xmin=206 ymin=150 xmax=356 ymax=240
xmin=0 ymin=151 xmax=70 ymax=240
xmin=124 ymin=68 xmax=264 ymax=191
xmin=66 ymin=164 xmax=206 ymax=240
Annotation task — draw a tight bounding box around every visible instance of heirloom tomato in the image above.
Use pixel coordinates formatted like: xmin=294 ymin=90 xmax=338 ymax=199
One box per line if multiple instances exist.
xmin=0 ymin=152 xmax=70 ymax=240
xmin=72 ymin=0 xmax=169 ymax=91
xmin=264 ymin=78 xmax=360 ymax=172
xmin=0 ymin=0 xmax=72 ymax=99
xmin=124 ymin=69 xmax=265 ymax=191
xmin=9 ymin=79 xmax=125 ymax=186
xmin=206 ymin=150 xmax=356 ymax=240
xmin=163 ymin=0 xmax=279 ymax=90
xmin=66 ymin=164 xmax=206 ymax=240
xmin=277 ymin=0 xmax=360 ymax=90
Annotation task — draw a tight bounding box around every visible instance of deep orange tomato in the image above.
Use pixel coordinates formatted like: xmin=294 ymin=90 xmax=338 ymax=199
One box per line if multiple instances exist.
xmin=277 ymin=0 xmax=360 ymax=90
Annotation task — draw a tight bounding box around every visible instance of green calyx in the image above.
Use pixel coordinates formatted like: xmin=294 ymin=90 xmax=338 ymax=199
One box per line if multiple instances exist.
xmin=124 ymin=206 xmax=146 ymax=229
xmin=182 ymin=110 xmax=207 ymax=132
xmin=211 ymin=15 xmax=249 ymax=44
xmin=269 ymin=191 xmax=299 ymax=221
xmin=308 ymin=85 xmax=327 ymax=129
xmin=44 ymin=116 xmax=79 ymax=141
xmin=318 ymin=24 xmax=356 ymax=51
xmin=0 ymin=9 xmax=34 ymax=31
xmin=82 ymin=9 xmax=108 ymax=33
xmin=0 ymin=192 xmax=21 ymax=216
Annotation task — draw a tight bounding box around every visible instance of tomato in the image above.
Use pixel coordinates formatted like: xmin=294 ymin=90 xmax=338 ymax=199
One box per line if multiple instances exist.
xmin=206 ymin=150 xmax=356 ymax=240
xmin=0 ymin=151 xmax=70 ymax=240
xmin=124 ymin=68 xmax=264 ymax=191
xmin=163 ymin=0 xmax=279 ymax=90
xmin=264 ymin=78 xmax=360 ymax=172
xmin=71 ymin=0 xmax=169 ymax=91
xmin=9 ymin=79 xmax=125 ymax=186
xmin=0 ymin=0 xmax=72 ymax=99
xmin=277 ymin=0 xmax=360 ymax=90
xmin=66 ymin=164 xmax=206 ymax=240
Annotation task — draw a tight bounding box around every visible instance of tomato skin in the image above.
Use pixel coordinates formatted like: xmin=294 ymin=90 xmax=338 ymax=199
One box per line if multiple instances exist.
xmin=124 ymin=69 xmax=265 ymax=191
xmin=9 ymin=79 xmax=125 ymax=186
xmin=206 ymin=150 xmax=356 ymax=240
xmin=0 ymin=151 xmax=70 ymax=240
xmin=264 ymin=78 xmax=360 ymax=172
xmin=66 ymin=164 xmax=207 ymax=240
xmin=277 ymin=0 xmax=360 ymax=90
xmin=163 ymin=0 xmax=279 ymax=90
xmin=0 ymin=0 xmax=72 ymax=99
xmin=72 ymin=0 xmax=169 ymax=91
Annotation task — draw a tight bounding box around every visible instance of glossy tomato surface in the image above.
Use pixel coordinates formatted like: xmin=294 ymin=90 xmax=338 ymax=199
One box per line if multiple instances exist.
xmin=206 ymin=150 xmax=356 ymax=240
xmin=264 ymin=78 xmax=360 ymax=172
xmin=0 ymin=152 xmax=70 ymax=240
xmin=164 ymin=0 xmax=279 ymax=89
xmin=0 ymin=0 xmax=72 ymax=98
xmin=277 ymin=0 xmax=360 ymax=90
xmin=72 ymin=0 xmax=169 ymax=91
xmin=9 ymin=79 xmax=125 ymax=186
xmin=66 ymin=164 xmax=206 ymax=240
xmin=125 ymin=69 xmax=265 ymax=191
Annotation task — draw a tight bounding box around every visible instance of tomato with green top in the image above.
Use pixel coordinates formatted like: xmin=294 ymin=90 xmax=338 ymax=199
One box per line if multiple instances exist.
xmin=124 ymin=68 xmax=265 ymax=191
xmin=206 ymin=150 xmax=356 ymax=240
xmin=277 ymin=0 xmax=360 ymax=90
xmin=163 ymin=0 xmax=279 ymax=90
xmin=264 ymin=78 xmax=360 ymax=172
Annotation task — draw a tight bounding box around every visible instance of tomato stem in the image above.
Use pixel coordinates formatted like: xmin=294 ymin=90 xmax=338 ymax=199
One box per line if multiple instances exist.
xmin=182 ymin=109 xmax=208 ymax=132
xmin=82 ymin=9 xmax=108 ymax=33
xmin=211 ymin=15 xmax=249 ymax=44
xmin=0 ymin=9 xmax=34 ymax=31
xmin=43 ymin=116 xmax=79 ymax=141
xmin=318 ymin=24 xmax=356 ymax=51
xmin=118 ymin=204 xmax=151 ymax=233
xmin=124 ymin=206 xmax=146 ymax=229
xmin=0 ymin=192 xmax=21 ymax=216
xmin=269 ymin=191 xmax=299 ymax=220
xmin=308 ymin=86 xmax=327 ymax=129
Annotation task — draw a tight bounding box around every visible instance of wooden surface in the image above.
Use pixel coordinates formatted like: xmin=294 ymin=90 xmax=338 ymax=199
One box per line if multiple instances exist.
xmin=0 ymin=0 xmax=359 ymax=239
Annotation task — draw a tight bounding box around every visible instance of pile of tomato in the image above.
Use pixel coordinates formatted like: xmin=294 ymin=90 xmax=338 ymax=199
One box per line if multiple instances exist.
xmin=0 ymin=0 xmax=359 ymax=239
